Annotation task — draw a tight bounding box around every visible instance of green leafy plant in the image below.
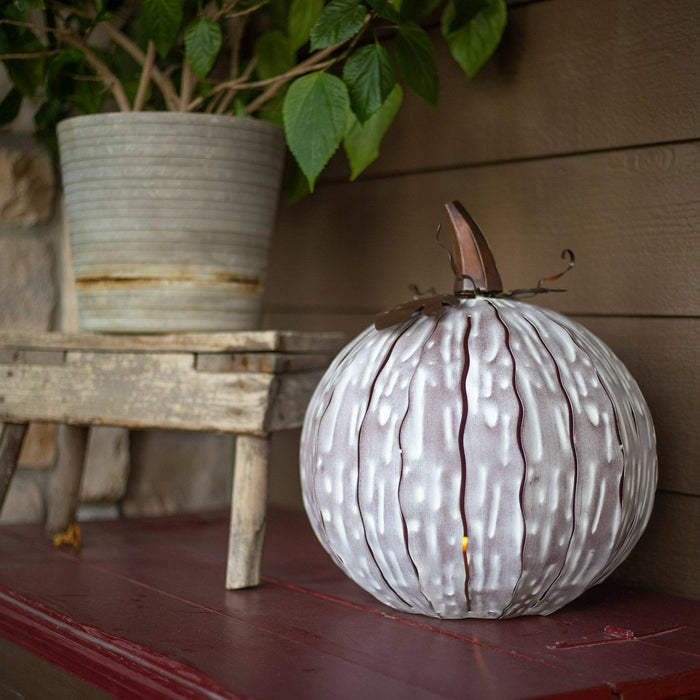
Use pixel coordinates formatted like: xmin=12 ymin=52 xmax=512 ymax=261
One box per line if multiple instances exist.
xmin=0 ymin=0 xmax=506 ymax=193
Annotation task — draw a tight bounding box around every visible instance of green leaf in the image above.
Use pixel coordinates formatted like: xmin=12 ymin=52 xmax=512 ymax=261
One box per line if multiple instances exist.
xmin=257 ymin=93 xmax=286 ymax=126
xmin=0 ymin=88 xmax=22 ymax=126
xmin=254 ymin=31 xmax=295 ymax=80
xmin=0 ymin=55 xmax=45 ymax=99
xmin=268 ymin=0 xmax=293 ymax=30
xmin=364 ymin=0 xmax=400 ymax=23
xmin=396 ymin=0 xmax=441 ymax=20
xmin=441 ymin=0 xmax=506 ymax=78
xmin=287 ymin=0 xmax=323 ymax=51
xmin=0 ymin=12 xmax=46 ymax=98
xmin=284 ymin=157 xmax=311 ymax=204
xmin=310 ymin=0 xmax=367 ymax=51
xmin=184 ymin=18 xmax=222 ymax=78
xmin=44 ymin=47 xmax=104 ymax=114
xmin=343 ymin=83 xmax=402 ymax=179
xmin=33 ymin=97 xmax=62 ymax=159
xmin=142 ymin=0 xmax=184 ymax=58
xmin=34 ymin=97 xmax=61 ymax=133
xmin=395 ymin=21 xmax=438 ymax=106
xmin=342 ymin=44 xmax=395 ymax=123
xmin=17 ymin=0 xmax=45 ymax=9
xmin=283 ymin=72 xmax=351 ymax=191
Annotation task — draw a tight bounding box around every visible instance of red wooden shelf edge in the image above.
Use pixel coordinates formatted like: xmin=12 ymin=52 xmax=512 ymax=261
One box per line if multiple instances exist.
xmin=0 ymin=585 xmax=246 ymax=700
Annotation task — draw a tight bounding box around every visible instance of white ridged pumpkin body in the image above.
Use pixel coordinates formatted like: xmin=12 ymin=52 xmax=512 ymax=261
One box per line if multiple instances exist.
xmin=300 ymin=298 xmax=657 ymax=619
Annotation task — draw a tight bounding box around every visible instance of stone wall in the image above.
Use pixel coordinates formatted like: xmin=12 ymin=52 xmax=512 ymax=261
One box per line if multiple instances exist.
xmin=0 ymin=130 xmax=58 ymax=523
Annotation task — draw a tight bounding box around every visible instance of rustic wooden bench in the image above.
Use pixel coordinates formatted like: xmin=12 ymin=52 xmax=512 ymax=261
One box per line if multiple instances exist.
xmin=0 ymin=330 xmax=343 ymax=589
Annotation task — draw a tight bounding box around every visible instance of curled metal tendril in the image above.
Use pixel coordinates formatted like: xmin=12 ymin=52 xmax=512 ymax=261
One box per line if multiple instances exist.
xmin=409 ymin=284 xmax=437 ymax=298
xmin=537 ymin=249 xmax=575 ymax=289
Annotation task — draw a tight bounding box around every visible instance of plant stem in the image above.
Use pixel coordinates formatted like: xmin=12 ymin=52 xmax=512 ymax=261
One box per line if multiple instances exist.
xmin=210 ymin=44 xmax=333 ymax=98
xmin=97 ymin=21 xmax=180 ymax=111
xmin=244 ymin=14 xmax=372 ymax=115
xmin=133 ymin=40 xmax=156 ymax=111
xmin=179 ymin=59 xmax=196 ymax=112
xmin=0 ymin=49 xmax=62 ymax=60
xmin=61 ymin=34 xmax=131 ymax=111
xmin=215 ymin=57 xmax=257 ymax=115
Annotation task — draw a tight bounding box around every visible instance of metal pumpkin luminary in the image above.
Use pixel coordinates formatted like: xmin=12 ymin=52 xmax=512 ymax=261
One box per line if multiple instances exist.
xmin=300 ymin=202 xmax=657 ymax=619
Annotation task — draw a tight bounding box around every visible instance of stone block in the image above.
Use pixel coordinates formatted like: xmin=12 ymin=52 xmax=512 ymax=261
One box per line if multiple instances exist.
xmin=0 ymin=469 xmax=47 ymax=524
xmin=122 ymin=430 xmax=234 ymax=517
xmin=0 ymin=147 xmax=55 ymax=227
xmin=0 ymin=234 xmax=56 ymax=329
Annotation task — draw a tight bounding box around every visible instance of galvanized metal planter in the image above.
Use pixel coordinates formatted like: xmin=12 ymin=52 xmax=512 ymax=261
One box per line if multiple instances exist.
xmin=58 ymin=113 xmax=286 ymax=332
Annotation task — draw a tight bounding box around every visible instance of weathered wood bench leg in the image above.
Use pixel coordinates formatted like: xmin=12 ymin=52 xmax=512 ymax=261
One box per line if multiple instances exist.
xmin=226 ymin=434 xmax=270 ymax=590
xmin=46 ymin=424 xmax=89 ymax=536
xmin=0 ymin=422 xmax=29 ymax=514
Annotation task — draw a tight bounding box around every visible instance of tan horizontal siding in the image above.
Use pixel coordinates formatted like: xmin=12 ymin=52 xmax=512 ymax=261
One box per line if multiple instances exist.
xmin=269 ymin=141 xmax=700 ymax=317
xmin=612 ymin=491 xmax=700 ymax=600
xmin=325 ymin=0 xmax=700 ymax=179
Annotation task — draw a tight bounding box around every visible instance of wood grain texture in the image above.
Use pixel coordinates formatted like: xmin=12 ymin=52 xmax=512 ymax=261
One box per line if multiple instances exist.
xmin=1 ymin=352 xmax=276 ymax=434
xmin=325 ymin=0 xmax=700 ymax=179
xmin=266 ymin=370 xmax=326 ymax=432
xmin=195 ymin=352 xmax=335 ymax=374
xmin=270 ymin=141 xmax=700 ymax=318
xmin=0 ymin=330 xmax=345 ymax=354
xmin=227 ymin=435 xmax=270 ymax=589
xmin=0 ymin=509 xmax=698 ymax=698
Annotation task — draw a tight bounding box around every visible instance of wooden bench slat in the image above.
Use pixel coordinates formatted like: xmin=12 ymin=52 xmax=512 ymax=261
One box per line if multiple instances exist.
xmin=1 ymin=354 xmax=277 ymax=434
xmin=0 ymin=330 xmax=345 ymax=355
xmin=195 ymin=352 xmax=334 ymax=374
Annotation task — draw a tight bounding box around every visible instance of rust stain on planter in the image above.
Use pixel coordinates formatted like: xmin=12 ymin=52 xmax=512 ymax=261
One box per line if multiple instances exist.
xmin=75 ymin=273 xmax=262 ymax=293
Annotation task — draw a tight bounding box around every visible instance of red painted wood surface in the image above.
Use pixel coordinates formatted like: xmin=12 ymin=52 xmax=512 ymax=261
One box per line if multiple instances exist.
xmin=0 ymin=508 xmax=699 ymax=699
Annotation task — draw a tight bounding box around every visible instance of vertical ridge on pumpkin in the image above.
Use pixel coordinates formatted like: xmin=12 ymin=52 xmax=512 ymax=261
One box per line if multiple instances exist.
xmin=304 ymin=326 xmax=375 ymax=564
xmin=564 ymin=323 xmax=656 ymax=583
xmin=521 ymin=315 xmax=579 ymax=610
xmin=458 ymin=316 xmax=472 ymax=613
xmin=356 ymin=320 xmax=422 ymax=611
xmin=315 ymin=324 xmax=416 ymax=610
xmin=399 ymin=310 xmax=471 ymax=617
xmin=533 ymin=308 xmax=638 ymax=590
xmin=463 ymin=299 xmax=525 ymax=617
xmin=396 ymin=319 xmax=443 ymax=615
xmin=495 ymin=301 xmax=585 ymax=615
xmin=358 ymin=315 xmax=440 ymax=613
xmin=516 ymin=307 xmax=622 ymax=605
xmin=487 ymin=302 xmax=529 ymax=618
